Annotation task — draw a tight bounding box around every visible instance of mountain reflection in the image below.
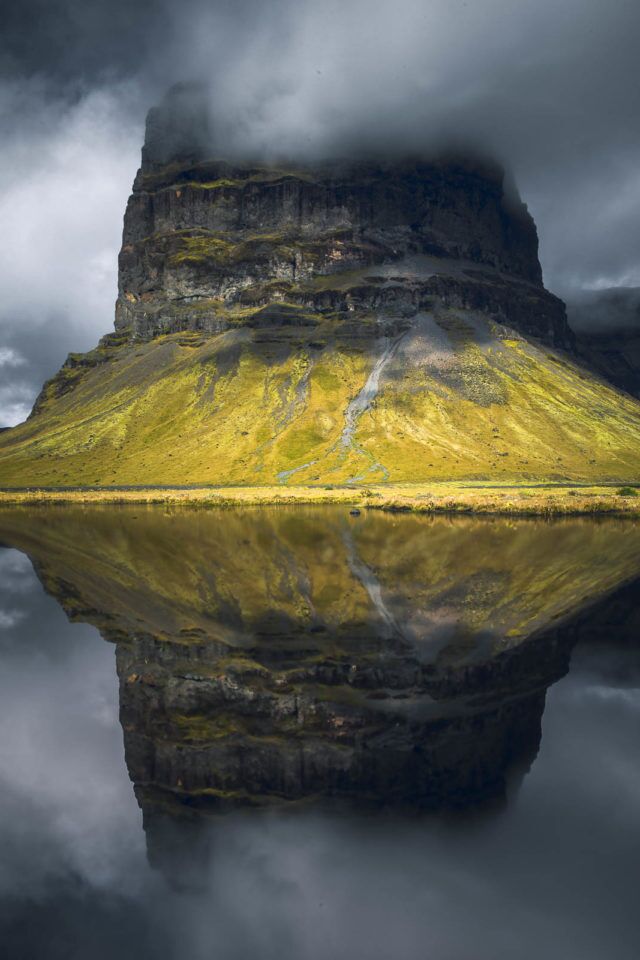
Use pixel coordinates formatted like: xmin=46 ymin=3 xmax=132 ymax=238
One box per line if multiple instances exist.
xmin=1 ymin=506 xmax=639 ymax=859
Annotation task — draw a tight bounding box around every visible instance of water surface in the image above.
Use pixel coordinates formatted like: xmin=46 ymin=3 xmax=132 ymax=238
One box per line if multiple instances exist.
xmin=0 ymin=508 xmax=639 ymax=958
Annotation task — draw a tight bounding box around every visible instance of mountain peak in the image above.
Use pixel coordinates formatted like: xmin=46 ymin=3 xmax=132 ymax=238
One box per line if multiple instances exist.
xmin=141 ymin=82 xmax=213 ymax=170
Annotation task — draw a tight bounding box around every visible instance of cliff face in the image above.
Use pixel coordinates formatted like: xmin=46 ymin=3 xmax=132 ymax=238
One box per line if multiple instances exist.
xmin=115 ymin=86 xmax=569 ymax=348
xmin=1 ymin=87 xmax=640 ymax=487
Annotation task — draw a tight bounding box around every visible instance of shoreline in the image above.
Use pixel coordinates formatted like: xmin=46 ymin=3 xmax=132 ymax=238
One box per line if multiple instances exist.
xmin=1 ymin=483 xmax=639 ymax=517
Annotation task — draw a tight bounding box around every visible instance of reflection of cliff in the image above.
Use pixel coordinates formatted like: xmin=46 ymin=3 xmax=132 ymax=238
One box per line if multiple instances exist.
xmin=1 ymin=507 xmax=640 ymax=825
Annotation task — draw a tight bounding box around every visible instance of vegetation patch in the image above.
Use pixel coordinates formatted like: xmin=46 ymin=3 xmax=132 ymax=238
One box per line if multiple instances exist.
xmin=1 ymin=320 xmax=640 ymax=490
xmin=169 ymin=235 xmax=235 ymax=266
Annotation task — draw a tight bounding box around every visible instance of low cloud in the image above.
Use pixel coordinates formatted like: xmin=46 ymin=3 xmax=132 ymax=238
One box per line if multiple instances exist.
xmin=0 ymin=387 xmax=33 ymax=428
xmin=0 ymin=609 xmax=25 ymax=629
xmin=0 ymin=352 xmax=31 ymax=425
xmin=0 ymin=348 xmax=26 ymax=368
xmin=0 ymin=81 xmax=143 ymax=424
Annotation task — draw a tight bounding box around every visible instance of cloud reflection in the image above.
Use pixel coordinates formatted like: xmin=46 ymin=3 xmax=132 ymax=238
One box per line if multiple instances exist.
xmin=0 ymin=540 xmax=638 ymax=958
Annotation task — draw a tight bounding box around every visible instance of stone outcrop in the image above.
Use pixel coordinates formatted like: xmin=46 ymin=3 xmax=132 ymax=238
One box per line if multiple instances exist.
xmin=115 ymin=85 xmax=572 ymax=350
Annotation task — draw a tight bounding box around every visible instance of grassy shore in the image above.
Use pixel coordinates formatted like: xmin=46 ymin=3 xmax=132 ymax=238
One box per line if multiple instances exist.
xmin=1 ymin=483 xmax=639 ymax=516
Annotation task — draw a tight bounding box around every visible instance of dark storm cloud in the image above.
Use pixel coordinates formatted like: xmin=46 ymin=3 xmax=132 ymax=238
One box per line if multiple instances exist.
xmin=566 ymin=286 xmax=640 ymax=333
xmin=0 ymin=0 xmax=639 ymax=424
xmin=177 ymin=0 xmax=640 ymax=298
xmin=0 ymin=0 xmax=169 ymax=87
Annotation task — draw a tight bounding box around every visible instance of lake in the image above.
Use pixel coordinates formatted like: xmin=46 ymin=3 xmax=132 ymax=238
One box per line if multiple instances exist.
xmin=0 ymin=507 xmax=639 ymax=959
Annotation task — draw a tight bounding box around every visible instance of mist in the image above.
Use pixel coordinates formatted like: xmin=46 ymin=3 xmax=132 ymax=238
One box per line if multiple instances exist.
xmin=0 ymin=0 xmax=639 ymax=424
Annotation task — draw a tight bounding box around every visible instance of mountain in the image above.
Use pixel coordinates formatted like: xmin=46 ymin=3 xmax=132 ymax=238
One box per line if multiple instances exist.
xmin=1 ymin=84 xmax=639 ymax=487
xmin=568 ymin=287 xmax=640 ymax=399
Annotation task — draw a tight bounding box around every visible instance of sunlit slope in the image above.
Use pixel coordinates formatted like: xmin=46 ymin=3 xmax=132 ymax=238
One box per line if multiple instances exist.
xmin=1 ymin=310 xmax=640 ymax=485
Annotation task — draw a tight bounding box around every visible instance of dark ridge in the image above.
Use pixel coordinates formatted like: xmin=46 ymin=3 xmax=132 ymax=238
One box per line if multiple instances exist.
xmin=115 ymin=84 xmax=574 ymax=350
xmin=568 ymin=288 xmax=640 ymax=397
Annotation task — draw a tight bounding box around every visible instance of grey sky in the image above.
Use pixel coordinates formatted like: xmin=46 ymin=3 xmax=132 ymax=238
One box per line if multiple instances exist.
xmin=0 ymin=0 xmax=639 ymax=424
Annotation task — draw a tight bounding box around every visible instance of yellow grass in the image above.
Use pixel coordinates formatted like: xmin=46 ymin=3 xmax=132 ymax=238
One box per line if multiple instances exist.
xmin=2 ymin=317 xmax=640 ymax=490
xmin=1 ymin=482 xmax=639 ymax=516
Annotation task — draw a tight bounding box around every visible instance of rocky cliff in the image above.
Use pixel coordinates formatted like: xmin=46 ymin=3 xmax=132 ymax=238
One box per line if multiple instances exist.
xmin=1 ymin=86 xmax=640 ymax=486
xmin=115 ymin=86 xmax=568 ymax=347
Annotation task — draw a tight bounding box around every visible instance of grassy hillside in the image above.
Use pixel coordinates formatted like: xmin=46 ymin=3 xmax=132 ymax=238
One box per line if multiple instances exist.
xmin=1 ymin=310 xmax=640 ymax=486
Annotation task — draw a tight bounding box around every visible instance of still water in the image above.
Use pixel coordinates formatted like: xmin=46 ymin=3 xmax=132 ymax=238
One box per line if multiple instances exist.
xmin=0 ymin=507 xmax=639 ymax=959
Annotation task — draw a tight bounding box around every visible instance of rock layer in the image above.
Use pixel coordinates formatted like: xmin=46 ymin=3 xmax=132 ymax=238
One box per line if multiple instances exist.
xmin=115 ymin=86 xmax=569 ymax=349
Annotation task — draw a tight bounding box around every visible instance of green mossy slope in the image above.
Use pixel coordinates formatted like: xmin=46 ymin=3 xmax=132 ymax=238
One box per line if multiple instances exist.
xmin=1 ymin=311 xmax=639 ymax=487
